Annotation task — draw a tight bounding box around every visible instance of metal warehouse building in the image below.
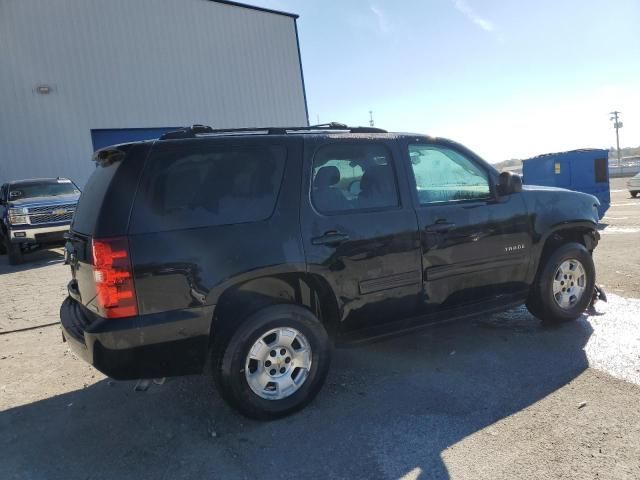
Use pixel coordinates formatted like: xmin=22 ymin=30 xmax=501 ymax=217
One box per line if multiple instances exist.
xmin=0 ymin=0 xmax=308 ymax=185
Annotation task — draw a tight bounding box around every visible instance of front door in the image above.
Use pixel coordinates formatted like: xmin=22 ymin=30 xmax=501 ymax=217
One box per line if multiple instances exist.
xmin=300 ymin=137 xmax=422 ymax=333
xmin=403 ymin=140 xmax=531 ymax=313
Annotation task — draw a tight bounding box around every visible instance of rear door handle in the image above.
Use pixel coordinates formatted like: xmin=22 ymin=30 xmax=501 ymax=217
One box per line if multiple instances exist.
xmin=425 ymin=222 xmax=456 ymax=233
xmin=311 ymin=231 xmax=350 ymax=246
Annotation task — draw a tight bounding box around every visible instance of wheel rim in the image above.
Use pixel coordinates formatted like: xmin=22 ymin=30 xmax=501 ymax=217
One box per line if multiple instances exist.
xmin=244 ymin=327 xmax=312 ymax=400
xmin=552 ymin=258 xmax=587 ymax=309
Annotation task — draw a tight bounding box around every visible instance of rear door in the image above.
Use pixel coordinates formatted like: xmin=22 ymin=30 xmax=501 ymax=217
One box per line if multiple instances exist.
xmin=403 ymin=139 xmax=531 ymax=313
xmin=301 ymin=136 xmax=422 ymax=332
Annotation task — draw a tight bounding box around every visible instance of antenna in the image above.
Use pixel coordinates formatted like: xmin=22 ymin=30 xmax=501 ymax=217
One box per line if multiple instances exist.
xmin=369 ymin=110 xmax=374 ymax=127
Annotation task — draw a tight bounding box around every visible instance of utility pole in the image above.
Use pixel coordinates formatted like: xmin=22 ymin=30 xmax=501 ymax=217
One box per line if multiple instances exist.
xmin=369 ymin=110 xmax=374 ymax=127
xmin=609 ymin=111 xmax=623 ymax=169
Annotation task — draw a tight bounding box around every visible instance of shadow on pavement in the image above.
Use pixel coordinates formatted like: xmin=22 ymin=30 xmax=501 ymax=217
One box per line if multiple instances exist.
xmin=0 ymin=247 xmax=64 ymax=274
xmin=0 ymin=307 xmax=592 ymax=479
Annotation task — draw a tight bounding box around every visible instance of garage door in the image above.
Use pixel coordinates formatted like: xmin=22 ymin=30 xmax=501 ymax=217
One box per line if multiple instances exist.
xmin=90 ymin=128 xmax=179 ymax=151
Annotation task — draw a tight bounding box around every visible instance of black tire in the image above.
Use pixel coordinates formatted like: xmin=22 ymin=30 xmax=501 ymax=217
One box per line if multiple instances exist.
xmin=526 ymin=242 xmax=595 ymax=324
xmin=5 ymin=237 xmax=23 ymax=265
xmin=631 ymin=191 xmax=639 ymax=198
xmin=212 ymin=304 xmax=331 ymax=420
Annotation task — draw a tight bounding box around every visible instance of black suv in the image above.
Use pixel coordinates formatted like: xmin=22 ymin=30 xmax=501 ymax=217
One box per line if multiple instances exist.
xmin=60 ymin=123 xmax=601 ymax=419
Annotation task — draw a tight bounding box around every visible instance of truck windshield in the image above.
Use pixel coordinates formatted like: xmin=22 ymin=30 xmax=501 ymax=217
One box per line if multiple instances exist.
xmin=9 ymin=182 xmax=79 ymax=200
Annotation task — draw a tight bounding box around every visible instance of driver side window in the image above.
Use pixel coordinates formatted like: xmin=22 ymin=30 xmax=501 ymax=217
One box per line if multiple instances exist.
xmin=408 ymin=144 xmax=490 ymax=204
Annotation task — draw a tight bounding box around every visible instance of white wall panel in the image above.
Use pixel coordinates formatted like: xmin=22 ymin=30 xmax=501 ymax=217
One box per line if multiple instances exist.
xmin=0 ymin=0 xmax=308 ymax=185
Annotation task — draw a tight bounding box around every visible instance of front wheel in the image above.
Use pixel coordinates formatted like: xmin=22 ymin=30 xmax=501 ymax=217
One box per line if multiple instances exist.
xmin=213 ymin=304 xmax=331 ymax=420
xmin=526 ymin=242 xmax=595 ymax=324
xmin=4 ymin=237 xmax=23 ymax=265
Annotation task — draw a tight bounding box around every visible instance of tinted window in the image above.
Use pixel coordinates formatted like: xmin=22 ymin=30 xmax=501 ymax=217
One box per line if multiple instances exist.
xmin=594 ymin=157 xmax=607 ymax=183
xmin=311 ymin=143 xmax=399 ymax=213
xmin=408 ymin=144 xmax=490 ymax=204
xmin=131 ymin=143 xmax=286 ymax=232
xmin=72 ymin=161 xmax=122 ymax=234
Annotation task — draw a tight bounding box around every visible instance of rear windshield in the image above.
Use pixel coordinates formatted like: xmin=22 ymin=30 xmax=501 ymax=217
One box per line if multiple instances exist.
xmin=71 ymin=161 xmax=122 ymax=235
xmin=130 ymin=142 xmax=286 ymax=233
xmin=9 ymin=181 xmax=79 ymax=200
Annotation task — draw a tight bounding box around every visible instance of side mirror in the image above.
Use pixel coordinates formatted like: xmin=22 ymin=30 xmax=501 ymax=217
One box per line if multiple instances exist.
xmin=498 ymin=171 xmax=523 ymax=195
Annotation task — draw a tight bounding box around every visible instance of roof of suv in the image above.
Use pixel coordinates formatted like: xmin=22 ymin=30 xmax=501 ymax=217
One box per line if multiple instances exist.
xmin=156 ymin=123 xmax=426 ymax=141
xmin=145 ymin=123 xmax=486 ymax=165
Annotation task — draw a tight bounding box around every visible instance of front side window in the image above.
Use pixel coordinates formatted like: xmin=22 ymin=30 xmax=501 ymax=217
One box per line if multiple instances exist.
xmin=311 ymin=143 xmax=399 ymax=213
xmin=408 ymin=144 xmax=491 ymax=204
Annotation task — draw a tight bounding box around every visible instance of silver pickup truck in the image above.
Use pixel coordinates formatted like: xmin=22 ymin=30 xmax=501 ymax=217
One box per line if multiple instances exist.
xmin=0 ymin=178 xmax=80 ymax=265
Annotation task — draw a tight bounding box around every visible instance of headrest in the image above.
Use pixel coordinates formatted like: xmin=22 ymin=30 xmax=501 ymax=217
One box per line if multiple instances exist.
xmin=314 ymin=166 xmax=340 ymax=188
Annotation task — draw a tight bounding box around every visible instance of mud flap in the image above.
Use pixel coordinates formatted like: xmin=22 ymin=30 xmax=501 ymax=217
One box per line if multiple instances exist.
xmin=587 ymin=284 xmax=607 ymax=313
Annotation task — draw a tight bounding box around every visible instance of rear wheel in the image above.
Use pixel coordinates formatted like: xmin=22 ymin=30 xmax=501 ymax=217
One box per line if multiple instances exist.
xmin=212 ymin=304 xmax=331 ymax=420
xmin=526 ymin=242 xmax=595 ymax=324
xmin=631 ymin=191 xmax=638 ymax=198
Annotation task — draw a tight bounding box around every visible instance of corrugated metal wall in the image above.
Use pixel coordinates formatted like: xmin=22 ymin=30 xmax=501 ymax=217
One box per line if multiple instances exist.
xmin=0 ymin=0 xmax=308 ymax=185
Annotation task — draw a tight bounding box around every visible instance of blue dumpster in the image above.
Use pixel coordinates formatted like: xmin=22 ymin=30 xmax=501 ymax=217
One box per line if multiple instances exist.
xmin=522 ymin=149 xmax=610 ymax=219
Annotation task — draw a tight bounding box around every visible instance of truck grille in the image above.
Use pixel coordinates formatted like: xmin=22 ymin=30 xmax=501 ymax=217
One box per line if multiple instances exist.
xmin=27 ymin=203 xmax=76 ymax=225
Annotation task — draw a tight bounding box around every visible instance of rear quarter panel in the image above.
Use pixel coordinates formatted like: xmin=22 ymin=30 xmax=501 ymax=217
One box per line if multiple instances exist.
xmin=129 ymin=138 xmax=306 ymax=316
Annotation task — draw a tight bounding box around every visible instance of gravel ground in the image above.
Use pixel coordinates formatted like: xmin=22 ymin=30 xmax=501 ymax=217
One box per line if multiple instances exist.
xmin=1 ymin=176 xmax=639 ymax=480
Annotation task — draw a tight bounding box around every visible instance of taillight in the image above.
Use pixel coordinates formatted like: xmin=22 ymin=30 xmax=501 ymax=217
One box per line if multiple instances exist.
xmin=91 ymin=237 xmax=138 ymax=319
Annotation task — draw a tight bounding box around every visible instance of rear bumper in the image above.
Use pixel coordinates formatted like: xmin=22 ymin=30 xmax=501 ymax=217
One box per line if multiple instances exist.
xmin=10 ymin=223 xmax=69 ymax=244
xmin=59 ymin=296 xmax=215 ymax=380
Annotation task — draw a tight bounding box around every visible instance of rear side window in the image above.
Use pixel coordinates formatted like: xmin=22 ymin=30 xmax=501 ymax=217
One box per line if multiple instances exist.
xmin=130 ymin=143 xmax=286 ymax=233
xmin=72 ymin=161 xmax=122 ymax=235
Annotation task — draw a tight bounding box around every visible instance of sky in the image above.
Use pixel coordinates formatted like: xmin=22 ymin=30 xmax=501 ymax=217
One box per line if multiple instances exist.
xmin=250 ymin=0 xmax=639 ymax=163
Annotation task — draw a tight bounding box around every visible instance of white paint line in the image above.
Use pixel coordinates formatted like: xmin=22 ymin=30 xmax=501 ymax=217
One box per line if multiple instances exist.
xmin=600 ymin=227 xmax=640 ymax=234
xmin=610 ymin=202 xmax=640 ymax=207
xmin=602 ymin=216 xmax=629 ymax=220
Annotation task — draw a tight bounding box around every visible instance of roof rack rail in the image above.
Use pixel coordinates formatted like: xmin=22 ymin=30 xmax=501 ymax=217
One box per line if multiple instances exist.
xmin=159 ymin=124 xmax=215 ymax=140
xmin=158 ymin=122 xmax=387 ymax=140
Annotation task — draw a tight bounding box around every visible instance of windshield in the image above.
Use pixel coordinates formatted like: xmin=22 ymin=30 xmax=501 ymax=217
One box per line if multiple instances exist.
xmin=8 ymin=181 xmax=80 ymax=200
